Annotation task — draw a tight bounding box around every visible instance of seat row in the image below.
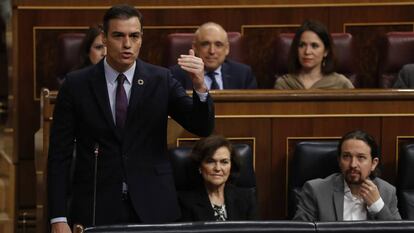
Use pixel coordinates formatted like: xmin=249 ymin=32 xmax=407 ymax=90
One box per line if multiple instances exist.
xmin=57 ymin=31 xmax=414 ymax=88
xmin=168 ymin=141 xmax=414 ymax=221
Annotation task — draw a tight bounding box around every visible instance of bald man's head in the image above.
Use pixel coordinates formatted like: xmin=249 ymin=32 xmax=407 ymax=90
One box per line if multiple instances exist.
xmin=192 ymin=22 xmax=230 ymax=71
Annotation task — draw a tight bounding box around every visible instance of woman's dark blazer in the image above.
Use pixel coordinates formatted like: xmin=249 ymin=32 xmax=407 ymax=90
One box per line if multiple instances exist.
xmin=178 ymin=184 xmax=257 ymax=221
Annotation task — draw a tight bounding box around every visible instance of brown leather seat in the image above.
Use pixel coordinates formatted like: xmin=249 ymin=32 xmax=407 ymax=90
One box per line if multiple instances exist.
xmin=273 ymin=33 xmax=359 ymax=87
xmin=376 ymin=32 xmax=414 ymax=88
xmin=164 ymin=32 xmax=244 ymax=68
xmin=56 ymin=32 xmax=86 ymax=84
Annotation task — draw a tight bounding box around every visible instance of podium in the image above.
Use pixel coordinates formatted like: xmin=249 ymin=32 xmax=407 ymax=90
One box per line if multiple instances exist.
xmin=83 ymin=221 xmax=414 ymax=233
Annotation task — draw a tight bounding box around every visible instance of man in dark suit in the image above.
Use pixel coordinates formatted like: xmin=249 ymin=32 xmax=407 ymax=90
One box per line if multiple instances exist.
xmin=48 ymin=4 xmax=214 ymax=233
xmin=170 ymin=22 xmax=257 ymax=90
xmin=393 ymin=64 xmax=414 ymax=88
xmin=293 ymin=130 xmax=401 ymax=221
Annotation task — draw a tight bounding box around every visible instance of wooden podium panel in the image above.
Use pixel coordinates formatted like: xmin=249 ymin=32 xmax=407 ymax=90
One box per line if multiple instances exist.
xmin=165 ymin=89 xmax=414 ymax=219
xmin=37 ymin=89 xmax=414 ymax=228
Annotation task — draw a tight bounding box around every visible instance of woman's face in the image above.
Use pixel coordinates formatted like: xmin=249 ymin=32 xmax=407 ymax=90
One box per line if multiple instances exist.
xmin=297 ymin=30 xmax=328 ymax=72
xmin=200 ymin=146 xmax=231 ymax=189
xmin=89 ymin=33 xmax=106 ymax=64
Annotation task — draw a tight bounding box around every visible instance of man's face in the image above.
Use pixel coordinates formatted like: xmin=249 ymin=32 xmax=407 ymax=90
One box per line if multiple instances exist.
xmin=339 ymin=139 xmax=379 ymax=185
xmin=103 ymin=17 xmax=142 ymax=72
xmin=193 ymin=26 xmax=229 ymax=72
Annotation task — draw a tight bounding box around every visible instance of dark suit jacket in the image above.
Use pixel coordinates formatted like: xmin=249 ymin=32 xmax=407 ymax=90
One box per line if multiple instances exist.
xmin=170 ymin=59 xmax=257 ymax=90
xmin=47 ymin=59 xmax=215 ymax=226
xmin=178 ymin=184 xmax=257 ymax=221
xmin=393 ymin=64 xmax=414 ymax=88
xmin=293 ymin=173 xmax=401 ymax=221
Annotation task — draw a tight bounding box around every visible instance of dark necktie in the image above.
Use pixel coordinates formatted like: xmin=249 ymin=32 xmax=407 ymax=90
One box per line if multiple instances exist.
xmin=207 ymin=72 xmax=219 ymax=90
xmin=116 ymin=73 xmax=128 ymax=129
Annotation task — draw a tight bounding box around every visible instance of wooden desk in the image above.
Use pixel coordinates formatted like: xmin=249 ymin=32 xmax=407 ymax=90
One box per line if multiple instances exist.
xmin=36 ymin=89 xmax=414 ymax=230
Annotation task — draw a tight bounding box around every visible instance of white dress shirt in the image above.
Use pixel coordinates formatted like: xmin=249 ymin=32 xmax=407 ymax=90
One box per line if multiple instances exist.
xmin=343 ymin=179 xmax=384 ymax=221
xmin=204 ymin=66 xmax=223 ymax=90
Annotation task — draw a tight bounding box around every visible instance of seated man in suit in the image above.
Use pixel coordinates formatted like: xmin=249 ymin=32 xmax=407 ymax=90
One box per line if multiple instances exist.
xmin=393 ymin=64 xmax=414 ymax=88
xmin=170 ymin=22 xmax=257 ymax=90
xmin=294 ymin=130 xmax=401 ymax=221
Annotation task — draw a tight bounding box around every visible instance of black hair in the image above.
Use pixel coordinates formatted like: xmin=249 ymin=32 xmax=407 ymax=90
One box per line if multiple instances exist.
xmin=76 ymin=24 xmax=104 ymax=69
xmin=191 ymin=135 xmax=240 ymax=184
xmin=338 ymin=129 xmax=381 ymax=178
xmin=103 ymin=4 xmax=143 ymax=35
xmin=288 ymin=19 xmax=336 ymax=75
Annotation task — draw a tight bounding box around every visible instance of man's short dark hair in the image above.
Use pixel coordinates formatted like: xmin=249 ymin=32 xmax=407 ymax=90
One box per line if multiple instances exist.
xmin=103 ymin=4 xmax=143 ymax=35
xmin=338 ymin=129 xmax=381 ymax=178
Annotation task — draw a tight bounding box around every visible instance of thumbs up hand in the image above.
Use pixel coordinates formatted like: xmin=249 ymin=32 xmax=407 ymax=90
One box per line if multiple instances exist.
xmin=177 ymin=49 xmax=207 ymax=93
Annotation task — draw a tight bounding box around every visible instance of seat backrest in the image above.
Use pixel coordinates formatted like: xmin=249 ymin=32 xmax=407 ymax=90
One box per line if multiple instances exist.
xmin=377 ymin=32 xmax=414 ymax=88
xmin=169 ymin=144 xmax=256 ymax=191
xmin=288 ymin=141 xmax=340 ymax=219
xmin=164 ymin=32 xmax=244 ymax=67
xmin=273 ymin=33 xmax=359 ymax=87
xmin=397 ymin=142 xmax=414 ymax=220
xmin=56 ymin=32 xmax=86 ymax=83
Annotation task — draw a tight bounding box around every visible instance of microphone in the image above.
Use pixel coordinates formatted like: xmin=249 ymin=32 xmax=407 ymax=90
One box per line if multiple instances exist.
xmin=92 ymin=143 xmax=99 ymax=226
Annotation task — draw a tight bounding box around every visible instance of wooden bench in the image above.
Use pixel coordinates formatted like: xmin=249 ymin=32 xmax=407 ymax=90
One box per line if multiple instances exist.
xmin=35 ymin=88 xmax=414 ymax=232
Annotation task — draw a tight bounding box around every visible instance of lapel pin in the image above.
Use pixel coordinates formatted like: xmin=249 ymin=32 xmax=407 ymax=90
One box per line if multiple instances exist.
xmin=137 ymin=79 xmax=144 ymax=85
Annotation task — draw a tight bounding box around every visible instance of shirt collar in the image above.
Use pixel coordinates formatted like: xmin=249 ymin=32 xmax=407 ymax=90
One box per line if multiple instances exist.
xmin=205 ymin=65 xmax=222 ymax=77
xmin=104 ymin=58 xmax=136 ymax=85
xmin=343 ymin=179 xmax=364 ymax=203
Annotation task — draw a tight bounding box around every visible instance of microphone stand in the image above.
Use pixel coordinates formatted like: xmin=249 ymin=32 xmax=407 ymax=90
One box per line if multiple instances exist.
xmin=92 ymin=143 xmax=99 ymax=226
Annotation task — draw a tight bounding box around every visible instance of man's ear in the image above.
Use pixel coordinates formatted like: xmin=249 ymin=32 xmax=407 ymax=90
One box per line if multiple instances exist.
xmin=192 ymin=43 xmax=198 ymax=56
xmin=371 ymin=157 xmax=379 ymax=171
xmin=225 ymin=44 xmax=230 ymax=56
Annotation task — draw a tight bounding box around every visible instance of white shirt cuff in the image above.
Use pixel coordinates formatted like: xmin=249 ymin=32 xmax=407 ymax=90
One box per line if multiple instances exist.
xmin=367 ymin=197 xmax=384 ymax=214
xmin=50 ymin=217 xmax=67 ymax=224
xmin=195 ymin=90 xmax=208 ymax=102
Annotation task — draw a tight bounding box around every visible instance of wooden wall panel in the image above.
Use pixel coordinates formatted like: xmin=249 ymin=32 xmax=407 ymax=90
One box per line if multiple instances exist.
xmin=34 ymin=28 xmax=88 ymax=97
xmin=12 ymin=0 xmax=414 ymax=7
xmin=381 ymin=117 xmax=414 ymax=183
xmin=243 ymin=25 xmax=299 ymax=88
xmin=345 ymin=24 xmax=414 ymax=87
xmin=11 ymin=1 xmax=414 ymax=230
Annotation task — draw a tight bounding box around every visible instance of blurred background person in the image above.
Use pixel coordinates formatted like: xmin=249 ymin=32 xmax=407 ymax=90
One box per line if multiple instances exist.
xmin=274 ymin=20 xmax=354 ymax=90
xmin=393 ymin=64 xmax=414 ymax=88
xmin=170 ymin=22 xmax=257 ymax=90
xmin=57 ymin=24 xmax=106 ymax=86
xmin=178 ymin=135 xmax=257 ymax=221
xmin=75 ymin=24 xmax=106 ymax=69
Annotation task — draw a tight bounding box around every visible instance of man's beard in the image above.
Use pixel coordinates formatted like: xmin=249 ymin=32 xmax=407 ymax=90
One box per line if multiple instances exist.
xmin=344 ymin=169 xmax=365 ymax=185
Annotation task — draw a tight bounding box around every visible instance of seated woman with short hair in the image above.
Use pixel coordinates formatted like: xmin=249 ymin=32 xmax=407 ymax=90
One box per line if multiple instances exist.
xmin=178 ymin=135 xmax=257 ymax=221
xmin=274 ymin=20 xmax=354 ymax=90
